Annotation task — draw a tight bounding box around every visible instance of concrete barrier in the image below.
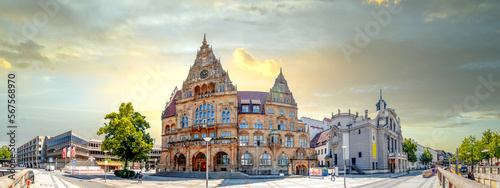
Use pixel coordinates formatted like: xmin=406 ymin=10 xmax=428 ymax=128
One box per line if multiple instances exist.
xmin=0 ymin=169 xmax=33 ymax=188
xmin=437 ymin=167 xmax=489 ymax=188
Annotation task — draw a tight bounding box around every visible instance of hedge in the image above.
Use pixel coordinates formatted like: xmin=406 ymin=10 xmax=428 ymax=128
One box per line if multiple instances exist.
xmin=114 ymin=170 xmax=136 ymax=178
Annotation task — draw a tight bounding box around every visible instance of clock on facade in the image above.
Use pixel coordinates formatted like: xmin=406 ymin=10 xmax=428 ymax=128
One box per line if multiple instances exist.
xmin=200 ymin=70 xmax=208 ymax=78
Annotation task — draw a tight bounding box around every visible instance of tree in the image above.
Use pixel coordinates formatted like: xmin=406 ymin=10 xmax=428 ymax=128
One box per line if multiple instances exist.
xmin=419 ymin=148 xmax=433 ymax=165
xmin=457 ymin=136 xmax=476 ymax=163
xmin=403 ymin=139 xmax=417 ymax=163
xmin=0 ymin=145 xmax=12 ymax=159
xmin=97 ymin=102 xmax=154 ymax=170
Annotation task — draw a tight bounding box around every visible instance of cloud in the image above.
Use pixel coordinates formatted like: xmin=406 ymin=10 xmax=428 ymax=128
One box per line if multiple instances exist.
xmin=0 ymin=57 xmax=11 ymax=69
xmin=364 ymin=0 xmax=402 ymax=6
xmin=457 ymin=61 xmax=500 ymax=70
xmin=232 ymin=48 xmax=280 ymax=77
xmin=0 ymin=40 xmax=52 ymax=71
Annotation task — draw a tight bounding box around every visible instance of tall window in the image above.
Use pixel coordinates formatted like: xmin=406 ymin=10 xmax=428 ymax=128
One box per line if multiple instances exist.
xmin=254 ymin=135 xmax=263 ymax=146
xmin=216 ymin=153 xmax=229 ymax=165
xmin=241 ymin=153 xmax=253 ymax=165
xmin=279 ymin=110 xmax=284 ymax=115
xmin=195 ymin=103 xmax=214 ymax=125
xmin=290 ymin=123 xmax=294 ymax=131
xmin=268 ymin=109 xmax=273 ymax=114
xmin=290 ymin=111 xmax=294 ymax=116
xmin=254 ymin=120 xmax=263 ymax=129
xmin=239 ymin=136 xmax=249 ymax=146
xmin=278 ymin=121 xmax=286 ymax=130
xmin=222 ymin=108 xmax=230 ymax=123
xmin=260 ymin=153 xmax=271 ymax=165
xmin=269 ymin=121 xmax=273 ymax=129
xmin=298 ymin=127 xmax=303 ymax=132
xmin=186 ymin=91 xmax=192 ymax=98
xmin=219 ymin=84 xmax=225 ymax=92
xmin=273 ymin=97 xmax=279 ymax=102
xmin=285 ymin=137 xmax=293 ymax=147
xmin=297 ymin=153 xmax=304 ymax=159
xmin=253 ymin=105 xmax=260 ymax=113
xmin=242 ymin=105 xmax=249 ymax=112
xmin=300 ymin=138 xmax=307 ymax=148
xmin=165 ymin=139 xmax=169 ymax=147
xmin=239 ymin=119 xmax=248 ymax=129
xmin=221 ymin=132 xmax=230 ymax=137
xmin=278 ymin=154 xmax=288 ymax=165
xmin=181 ymin=114 xmax=189 ymax=128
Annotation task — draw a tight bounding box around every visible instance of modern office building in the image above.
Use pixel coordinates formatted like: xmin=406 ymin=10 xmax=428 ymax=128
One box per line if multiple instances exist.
xmin=159 ymin=35 xmax=316 ymax=175
xmin=17 ymin=136 xmax=51 ymax=168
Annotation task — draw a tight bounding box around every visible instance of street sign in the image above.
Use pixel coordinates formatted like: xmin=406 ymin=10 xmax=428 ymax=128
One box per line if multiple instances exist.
xmin=49 ymin=158 xmax=53 ymax=162
xmin=72 ymin=159 xmax=76 ymax=164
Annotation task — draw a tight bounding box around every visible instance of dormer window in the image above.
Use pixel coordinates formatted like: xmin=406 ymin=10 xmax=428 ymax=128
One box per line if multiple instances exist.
xmin=253 ymin=105 xmax=260 ymax=113
xmin=242 ymin=105 xmax=249 ymax=112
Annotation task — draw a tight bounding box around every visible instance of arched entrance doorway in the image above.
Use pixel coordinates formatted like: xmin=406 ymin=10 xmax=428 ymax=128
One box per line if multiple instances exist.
xmin=295 ymin=164 xmax=308 ymax=176
xmin=193 ymin=152 xmax=207 ymax=171
xmin=214 ymin=152 xmax=230 ymax=171
xmin=175 ymin=153 xmax=186 ymax=171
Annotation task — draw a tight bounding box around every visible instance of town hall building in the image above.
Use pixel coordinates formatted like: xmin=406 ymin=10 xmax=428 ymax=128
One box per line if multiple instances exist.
xmin=158 ymin=35 xmax=316 ymax=175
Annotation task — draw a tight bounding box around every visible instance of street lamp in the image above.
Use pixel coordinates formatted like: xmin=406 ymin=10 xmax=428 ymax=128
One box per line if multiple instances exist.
xmin=203 ymin=137 xmax=212 ymax=188
xmin=104 ymin=150 xmax=108 ymax=183
xmin=481 ymin=149 xmax=490 ymax=187
xmin=342 ymin=145 xmax=347 ymax=188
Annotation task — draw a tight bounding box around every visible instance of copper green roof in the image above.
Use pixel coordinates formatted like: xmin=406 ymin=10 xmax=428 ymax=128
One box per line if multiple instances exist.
xmin=269 ymin=130 xmax=280 ymax=135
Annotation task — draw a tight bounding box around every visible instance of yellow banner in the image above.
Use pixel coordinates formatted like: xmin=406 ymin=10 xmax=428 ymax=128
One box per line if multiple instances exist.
xmin=373 ymin=142 xmax=377 ymax=157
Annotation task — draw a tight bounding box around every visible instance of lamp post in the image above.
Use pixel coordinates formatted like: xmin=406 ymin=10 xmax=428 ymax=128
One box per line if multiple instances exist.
xmin=481 ymin=149 xmax=490 ymax=187
xmin=203 ymin=137 xmax=212 ymax=188
xmin=104 ymin=150 xmax=108 ymax=183
xmin=342 ymin=145 xmax=347 ymax=188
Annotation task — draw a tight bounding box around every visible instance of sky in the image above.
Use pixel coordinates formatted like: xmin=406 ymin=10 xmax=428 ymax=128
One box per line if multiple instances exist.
xmin=0 ymin=0 xmax=499 ymax=153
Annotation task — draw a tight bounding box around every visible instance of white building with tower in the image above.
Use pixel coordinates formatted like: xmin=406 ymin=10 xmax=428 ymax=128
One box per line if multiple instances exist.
xmin=326 ymin=90 xmax=408 ymax=174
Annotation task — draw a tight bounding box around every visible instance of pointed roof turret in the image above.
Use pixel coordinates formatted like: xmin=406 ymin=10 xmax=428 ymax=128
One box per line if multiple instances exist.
xmin=202 ymin=33 xmax=207 ymax=44
xmin=266 ymin=68 xmax=296 ymax=106
xmin=376 ymin=89 xmax=387 ymax=111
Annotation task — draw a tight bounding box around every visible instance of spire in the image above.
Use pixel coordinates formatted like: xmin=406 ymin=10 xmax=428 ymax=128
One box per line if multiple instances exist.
xmin=380 ymin=89 xmax=382 ymax=100
xmin=203 ymin=33 xmax=207 ymax=44
xmin=280 ymin=67 xmax=282 ymax=74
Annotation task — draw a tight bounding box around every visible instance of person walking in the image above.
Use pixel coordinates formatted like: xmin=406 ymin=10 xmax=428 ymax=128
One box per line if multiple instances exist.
xmin=138 ymin=171 xmax=143 ymax=183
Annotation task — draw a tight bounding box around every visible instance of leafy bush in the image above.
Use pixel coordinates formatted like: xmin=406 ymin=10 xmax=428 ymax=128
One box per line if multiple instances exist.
xmin=114 ymin=170 xmax=136 ymax=178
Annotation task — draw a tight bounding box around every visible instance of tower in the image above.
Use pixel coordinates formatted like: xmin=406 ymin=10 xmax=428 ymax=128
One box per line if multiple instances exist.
xmin=376 ymin=89 xmax=386 ymax=111
xmin=180 ymin=34 xmax=236 ymax=99
xmin=266 ymin=68 xmax=296 ymax=106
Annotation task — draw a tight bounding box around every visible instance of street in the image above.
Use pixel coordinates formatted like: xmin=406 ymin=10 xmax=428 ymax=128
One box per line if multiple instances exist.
xmin=27 ymin=169 xmax=437 ymax=188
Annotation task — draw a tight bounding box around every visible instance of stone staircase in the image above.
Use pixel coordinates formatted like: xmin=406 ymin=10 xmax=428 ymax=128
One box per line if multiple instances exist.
xmin=350 ymin=165 xmax=365 ymax=175
xmin=152 ymin=171 xmax=250 ymax=179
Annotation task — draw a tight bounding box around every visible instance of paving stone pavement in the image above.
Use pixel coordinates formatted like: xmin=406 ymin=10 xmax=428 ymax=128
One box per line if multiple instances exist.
xmin=33 ymin=170 xmax=80 ymax=188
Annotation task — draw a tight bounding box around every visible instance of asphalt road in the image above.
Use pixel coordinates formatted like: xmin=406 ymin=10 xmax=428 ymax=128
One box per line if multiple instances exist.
xmin=354 ymin=171 xmax=432 ymax=188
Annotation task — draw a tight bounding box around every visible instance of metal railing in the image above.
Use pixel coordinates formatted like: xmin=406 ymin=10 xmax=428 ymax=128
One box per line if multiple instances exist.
xmin=437 ymin=167 xmax=489 ymax=188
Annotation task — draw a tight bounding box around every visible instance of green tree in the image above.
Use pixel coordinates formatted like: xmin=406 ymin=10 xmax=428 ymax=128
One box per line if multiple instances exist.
xmin=457 ymin=136 xmax=476 ymax=163
xmin=419 ymin=148 xmax=433 ymax=165
xmin=489 ymin=131 xmax=500 ymax=160
xmin=403 ymin=139 xmax=417 ymax=163
xmin=0 ymin=145 xmax=12 ymax=159
xmin=97 ymin=102 xmax=153 ymax=170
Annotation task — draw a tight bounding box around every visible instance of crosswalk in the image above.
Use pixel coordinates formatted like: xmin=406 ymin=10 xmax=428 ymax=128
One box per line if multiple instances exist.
xmin=33 ymin=170 xmax=80 ymax=188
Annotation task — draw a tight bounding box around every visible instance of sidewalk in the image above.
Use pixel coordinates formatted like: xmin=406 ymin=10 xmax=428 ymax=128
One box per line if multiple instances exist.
xmin=32 ymin=170 xmax=80 ymax=188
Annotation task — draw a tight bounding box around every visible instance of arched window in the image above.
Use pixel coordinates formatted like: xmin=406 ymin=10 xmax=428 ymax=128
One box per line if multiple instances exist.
xmin=222 ymin=107 xmax=230 ymax=124
xmin=260 ymin=153 xmax=271 ymax=165
xmin=241 ymin=153 xmax=253 ymax=165
xmin=216 ymin=152 xmax=229 ymax=165
xmin=181 ymin=113 xmax=188 ymax=128
xmin=195 ymin=103 xmax=215 ymax=125
xmin=278 ymin=154 xmax=288 ymax=165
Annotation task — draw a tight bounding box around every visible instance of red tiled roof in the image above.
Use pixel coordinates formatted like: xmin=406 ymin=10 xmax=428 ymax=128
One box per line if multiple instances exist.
xmin=323 ymin=118 xmax=331 ymax=122
xmin=310 ymin=130 xmax=329 ymax=148
xmin=163 ymin=90 xmax=181 ymax=118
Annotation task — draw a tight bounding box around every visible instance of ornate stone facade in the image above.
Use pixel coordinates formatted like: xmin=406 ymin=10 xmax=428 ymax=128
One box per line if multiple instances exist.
xmin=158 ymin=35 xmax=315 ymax=175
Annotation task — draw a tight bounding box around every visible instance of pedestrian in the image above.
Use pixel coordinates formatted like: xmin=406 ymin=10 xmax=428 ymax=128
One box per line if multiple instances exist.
xmin=138 ymin=171 xmax=143 ymax=183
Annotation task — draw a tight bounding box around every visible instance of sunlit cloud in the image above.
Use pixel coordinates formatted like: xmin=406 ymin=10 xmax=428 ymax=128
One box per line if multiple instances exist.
xmin=364 ymin=0 xmax=402 ymax=6
xmin=0 ymin=57 xmax=11 ymax=69
xmin=232 ymin=48 xmax=281 ymax=77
